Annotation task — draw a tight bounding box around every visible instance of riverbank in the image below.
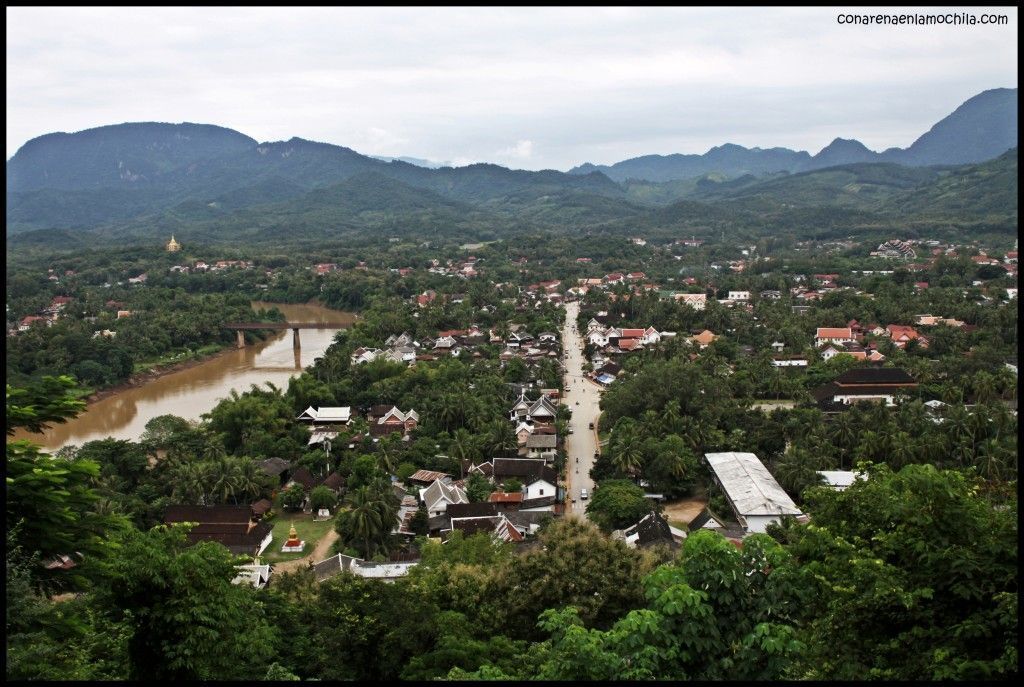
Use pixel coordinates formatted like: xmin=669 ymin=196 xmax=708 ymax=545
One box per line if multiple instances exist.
xmin=83 ymin=344 xmax=235 ymax=405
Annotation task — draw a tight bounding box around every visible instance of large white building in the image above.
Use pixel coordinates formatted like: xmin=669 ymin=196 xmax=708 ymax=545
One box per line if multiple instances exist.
xmin=704 ymin=452 xmax=802 ymax=534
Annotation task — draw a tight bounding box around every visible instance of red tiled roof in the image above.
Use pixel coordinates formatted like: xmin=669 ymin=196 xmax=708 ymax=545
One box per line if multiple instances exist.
xmin=488 ymin=491 xmax=524 ymax=503
xmin=816 ymin=327 xmax=853 ymax=339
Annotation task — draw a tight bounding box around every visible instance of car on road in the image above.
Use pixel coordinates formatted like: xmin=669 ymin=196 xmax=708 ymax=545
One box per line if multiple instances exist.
xmin=580 ymin=488 xmax=589 ymax=500
xmin=588 ymin=422 xmax=594 ymax=429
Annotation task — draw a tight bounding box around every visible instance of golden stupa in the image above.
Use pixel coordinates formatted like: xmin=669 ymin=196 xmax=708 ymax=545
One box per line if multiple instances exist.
xmin=166 ymin=235 xmax=181 ymax=252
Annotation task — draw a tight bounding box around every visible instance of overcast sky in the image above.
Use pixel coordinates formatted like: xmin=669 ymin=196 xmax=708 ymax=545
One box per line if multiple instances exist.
xmin=6 ymin=6 xmax=1018 ymax=170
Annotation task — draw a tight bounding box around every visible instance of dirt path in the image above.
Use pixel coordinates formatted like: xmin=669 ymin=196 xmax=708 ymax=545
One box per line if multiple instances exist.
xmin=270 ymin=527 xmax=340 ymax=573
xmin=661 ymin=497 xmax=708 ymax=527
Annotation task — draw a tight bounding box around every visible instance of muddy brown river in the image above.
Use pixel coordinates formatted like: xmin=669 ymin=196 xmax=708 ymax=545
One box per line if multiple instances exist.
xmin=13 ymin=302 xmax=355 ymax=450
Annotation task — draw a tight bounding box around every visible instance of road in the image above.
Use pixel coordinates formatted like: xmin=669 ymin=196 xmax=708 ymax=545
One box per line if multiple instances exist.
xmin=560 ymin=300 xmax=603 ymax=520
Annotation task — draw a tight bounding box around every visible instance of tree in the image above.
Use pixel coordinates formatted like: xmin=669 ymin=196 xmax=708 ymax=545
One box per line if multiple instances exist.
xmin=6 ymin=375 xmax=85 ymax=436
xmin=309 ymin=486 xmax=338 ymax=512
xmin=785 ymin=463 xmax=1018 ymax=680
xmin=585 ymin=479 xmax=651 ymax=533
xmin=94 ymin=524 xmax=276 ymax=681
xmin=280 ymin=484 xmax=306 ymax=511
xmin=409 ymin=506 xmax=430 ymax=536
xmin=6 ymin=378 xmax=128 ymax=591
xmin=465 ymin=473 xmax=494 ymax=502
xmin=334 ymin=486 xmax=398 ymax=560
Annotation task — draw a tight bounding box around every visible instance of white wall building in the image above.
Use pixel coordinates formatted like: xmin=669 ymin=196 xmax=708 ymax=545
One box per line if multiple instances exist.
xmin=704 ymin=452 xmax=802 ymax=534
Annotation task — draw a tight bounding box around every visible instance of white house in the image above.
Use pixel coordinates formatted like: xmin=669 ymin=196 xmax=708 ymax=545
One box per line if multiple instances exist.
xmin=728 ymin=291 xmax=750 ymax=302
xmin=814 ymin=327 xmax=856 ymax=346
xmin=704 ymin=452 xmax=803 ymax=534
xmin=676 ymin=293 xmax=707 ymax=311
xmin=640 ymin=327 xmax=662 ymax=345
xmin=419 ymin=479 xmax=469 ymax=517
xmin=524 ymin=477 xmax=557 ymax=501
xmin=296 ymin=406 xmax=351 ymax=425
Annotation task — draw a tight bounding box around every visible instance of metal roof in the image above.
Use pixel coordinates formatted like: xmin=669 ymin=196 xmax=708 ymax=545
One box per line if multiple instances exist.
xmin=705 ymin=452 xmax=802 ymax=517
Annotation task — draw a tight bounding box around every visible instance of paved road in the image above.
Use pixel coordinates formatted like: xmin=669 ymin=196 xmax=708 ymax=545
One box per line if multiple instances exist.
xmin=560 ymin=301 xmax=603 ymax=520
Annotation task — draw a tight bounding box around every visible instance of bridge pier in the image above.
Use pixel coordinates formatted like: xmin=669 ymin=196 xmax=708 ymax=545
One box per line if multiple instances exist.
xmin=236 ymin=330 xmax=246 ymax=349
xmin=292 ymin=328 xmax=301 ymax=350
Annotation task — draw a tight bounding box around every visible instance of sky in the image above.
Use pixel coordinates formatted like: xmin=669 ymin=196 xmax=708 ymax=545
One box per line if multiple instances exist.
xmin=5 ymin=6 xmax=1018 ymax=171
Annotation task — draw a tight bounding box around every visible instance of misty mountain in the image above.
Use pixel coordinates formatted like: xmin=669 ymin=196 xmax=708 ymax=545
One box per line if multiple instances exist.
xmin=371 ymin=155 xmax=451 ymax=169
xmin=569 ymin=88 xmax=1017 ymax=182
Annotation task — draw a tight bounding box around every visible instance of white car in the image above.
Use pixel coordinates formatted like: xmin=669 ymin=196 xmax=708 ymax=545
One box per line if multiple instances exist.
xmin=580 ymin=488 xmax=589 ymax=500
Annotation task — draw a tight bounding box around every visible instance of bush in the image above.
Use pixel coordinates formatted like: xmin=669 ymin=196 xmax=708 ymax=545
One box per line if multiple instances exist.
xmin=280 ymin=484 xmax=306 ymax=511
xmin=310 ymin=485 xmax=338 ymax=512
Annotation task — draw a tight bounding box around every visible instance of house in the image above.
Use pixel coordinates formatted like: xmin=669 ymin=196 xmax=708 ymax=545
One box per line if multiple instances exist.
xmin=164 ymin=505 xmax=273 ymax=556
xmin=760 ymin=290 xmax=782 ymax=300
xmin=372 ymin=406 xmax=419 ymax=433
xmin=351 ymin=347 xmax=383 ymax=365
xmin=524 ymin=433 xmax=558 ymax=458
xmin=488 ymin=491 xmax=524 ymax=505
xmin=704 ymin=452 xmax=803 ymax=534
xmin=296 ymin=406 xmax=351 ymax=425
xmin=509 ymin=393 xmax=558 ymax=423
xmin=815 ymin=327 xmax=855 ymax=346
xmin=688 ymin=330 xmax=719 ymax=349
xmin=524 ymin=476 xmax=557 ymax=500
xmin=232 ymin=563 xmax=271 ymax=589
xmin=258 ymin=457 xmax=292 ymax=485
xmin=408 ymin=469 xmax=451 ymax=486
xmin=772 ymin=355 xmax=809 ymax=368
xmin=419 ymin=479 xmax=469 ymax=517
xmin=675 ymin=293 xmax=707 ymax=311
xmin=613 ymin=511 xmax=683 ymax=549
xmin=313 ymin=553 xmax=417 ymax=583
xmin=727 ymin=290 xmax=750 ymax=302
xmin=491 ymin=457 xmax=558 ymax=487
xmin=886 ymin=324 xmax=929 ymax=349
xmin=286 ymin=467 xmax=319 ymax=491
xmin=811 ymin=367 xmax=918 ymax=409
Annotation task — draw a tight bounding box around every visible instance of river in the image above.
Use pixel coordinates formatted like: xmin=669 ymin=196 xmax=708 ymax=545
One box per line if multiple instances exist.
xmin=12 ymin=301 xmax=356 ymax=450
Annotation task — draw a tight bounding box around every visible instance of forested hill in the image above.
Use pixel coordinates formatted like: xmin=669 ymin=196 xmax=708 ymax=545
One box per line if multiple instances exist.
xmin=6 ymin=122 xmax=257 ymax=192
xmin=6 ymin=125 xmax=623 ymax=233
xmin=570 ymin=88 xmax=1018 ymax=182
xmin=5 ymin=122 xmax=1018 ymax=247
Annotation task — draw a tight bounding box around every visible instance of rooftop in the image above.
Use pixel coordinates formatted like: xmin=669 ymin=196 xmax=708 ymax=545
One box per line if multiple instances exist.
xmin=705 ymin=452 xmax=802 ymax=517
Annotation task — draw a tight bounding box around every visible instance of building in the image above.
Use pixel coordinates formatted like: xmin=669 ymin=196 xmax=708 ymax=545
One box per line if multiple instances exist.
xmin=296 ymin=406 xmax=351 ymax=425
xmin=815 ymin=327 xmax=855 ymax=346
xmin=164 ymin=505 xmax=273 ymax=556
xmin=811 ymin=367 xmax=918 ymax=409
xmin=703 ymin=452 xmax=803 ymax=534
xmin=816 ymin=470 xmax=865 ymax=491
xmin=166 ymin=235 xmax=181 ymax=252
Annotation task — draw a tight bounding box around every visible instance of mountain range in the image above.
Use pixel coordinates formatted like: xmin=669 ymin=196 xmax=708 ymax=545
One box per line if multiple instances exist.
xmin=569 ymin=88 xmax=1017 ymax=182
xmin=4 ymin=88 xmax=1017 ymax=245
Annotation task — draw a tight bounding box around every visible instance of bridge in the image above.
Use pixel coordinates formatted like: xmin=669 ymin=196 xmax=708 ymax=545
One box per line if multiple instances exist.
xmin=222 ymin=322 xmax=343 ymax=350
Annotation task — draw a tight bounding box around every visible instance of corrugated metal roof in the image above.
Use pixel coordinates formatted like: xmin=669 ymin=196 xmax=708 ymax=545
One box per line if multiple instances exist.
xmin=705 ymin=452 xmax=802 ymax=517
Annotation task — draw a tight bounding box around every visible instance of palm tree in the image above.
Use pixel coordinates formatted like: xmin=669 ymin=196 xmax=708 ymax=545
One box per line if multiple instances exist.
xmin=610 ymin=423 xmax=643 ymax=477
xmin=661 ymin=400 xmax=682 ymax=436
xmin=339 ymin=486 xmax=396 ymax=560
xmin=233 ymin=457 xmax=265 ymax=503
xmin=972 ymin=372 xmax=999 ymax=404
xmin=450 ymin=428 xmax=480 ymax=473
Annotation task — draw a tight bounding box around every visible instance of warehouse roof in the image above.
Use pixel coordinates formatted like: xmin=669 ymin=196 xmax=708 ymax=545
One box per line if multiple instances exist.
xmin=704 ymin=452 xmax=802 ymax=517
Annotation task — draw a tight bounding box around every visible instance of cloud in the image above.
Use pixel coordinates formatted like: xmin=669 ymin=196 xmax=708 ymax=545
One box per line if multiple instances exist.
xmin=5 ymin=7 xmax=1017 ymax=169
xmin=497 ymin=140 xmax=534 ymax=159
